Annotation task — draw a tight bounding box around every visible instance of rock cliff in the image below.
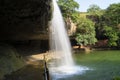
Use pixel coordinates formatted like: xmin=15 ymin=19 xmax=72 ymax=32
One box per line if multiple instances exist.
xmin=0 ymin=0 xmax=52 ymax=40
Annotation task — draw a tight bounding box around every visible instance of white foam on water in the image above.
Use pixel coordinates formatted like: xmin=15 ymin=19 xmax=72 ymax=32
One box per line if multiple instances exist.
xmin=49 ymin=65 xmax=90 ymax=80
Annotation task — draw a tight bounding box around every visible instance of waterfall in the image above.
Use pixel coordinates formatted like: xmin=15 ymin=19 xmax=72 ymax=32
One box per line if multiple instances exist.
xmin=49 ymin=0 xmax=90 ymax=79
xmin=50 ymin=0 xmax=74 ymax=67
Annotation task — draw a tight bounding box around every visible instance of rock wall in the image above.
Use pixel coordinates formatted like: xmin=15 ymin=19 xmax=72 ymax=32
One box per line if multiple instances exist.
xmin=0 ymin=43 xmax=25 ymax=80
xmin=0 ymin=0 xmax=52 ymax=40
xmin=0 ymin=1 xmax=53 ymax=79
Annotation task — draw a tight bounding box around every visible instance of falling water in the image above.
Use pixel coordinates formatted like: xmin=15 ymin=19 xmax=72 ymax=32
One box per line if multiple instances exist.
xmin=50 ymin=0 xmax=74 ymax=66
xmin=49 ymin=0 xmax=90 ymax=79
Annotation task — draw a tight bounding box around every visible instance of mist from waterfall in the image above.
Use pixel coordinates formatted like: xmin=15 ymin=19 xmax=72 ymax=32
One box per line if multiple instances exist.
xmin=49 ymin=0 xmax=90 ymax=80
xmin=50 ymin=0 xmax=74 ymax=66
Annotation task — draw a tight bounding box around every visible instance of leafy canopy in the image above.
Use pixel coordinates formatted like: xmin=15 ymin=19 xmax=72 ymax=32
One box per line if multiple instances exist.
xmin=87 ymin=4 xmax=103 ymax=16
xmin=103 ymin=26 xmax=119 ymax=46
xmin=57 ymin=0 xmax=97 ymax=46
xmin=104 ymin=3 xmax=120 ymax=26
xmin=103 ymin=3 xmax=120 ymax=46
xmin=76 ymin=18 xmax=97 ymax=45
xmin=57 ymin=0 xmax=79 ymax=18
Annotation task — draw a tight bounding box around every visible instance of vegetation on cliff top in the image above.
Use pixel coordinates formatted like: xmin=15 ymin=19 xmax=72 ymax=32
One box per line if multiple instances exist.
xmin=58 ymin=0 xmax=120 ymax=48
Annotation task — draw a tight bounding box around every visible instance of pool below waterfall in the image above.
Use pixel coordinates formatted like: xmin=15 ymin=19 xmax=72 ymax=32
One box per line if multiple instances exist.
xmin=49 ymin=50 xmax=120 ymax=80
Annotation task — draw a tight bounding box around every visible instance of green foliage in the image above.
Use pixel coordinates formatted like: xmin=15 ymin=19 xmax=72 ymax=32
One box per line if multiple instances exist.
xmin=94 ymin=15 xmax=109 ymax=39
xmin=104 ymin=3 xmax=120 ymax=26
xmin=103 ymin=26 xmax=119 ymax=46
xmin=71 ymin=12 xmax=80 ymax=23
xmin=75 ymin=18 xmax=97 ymax=45
xmin=87 ymin=4 xmax=104 ymax=16
xmin=86 ymin=4 xmax=106 ymax=40
xmin=88 ymin=3 xmax=120 ymax=47
xmin=57 ymin=0 xmax=79 ymax=19
xmin=102 ymin=3 xmax=120 ymax=47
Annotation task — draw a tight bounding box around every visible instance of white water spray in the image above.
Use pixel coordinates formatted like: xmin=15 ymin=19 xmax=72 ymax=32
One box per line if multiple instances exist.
xmin=50 ymin=0 xmax=74 ymax=66
xmin=49 ymin=0 xmax=90 ymax=79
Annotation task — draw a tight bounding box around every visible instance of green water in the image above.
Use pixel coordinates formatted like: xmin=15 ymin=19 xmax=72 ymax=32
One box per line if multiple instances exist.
xmin=58 ymin=50 xmax=120 ymax=80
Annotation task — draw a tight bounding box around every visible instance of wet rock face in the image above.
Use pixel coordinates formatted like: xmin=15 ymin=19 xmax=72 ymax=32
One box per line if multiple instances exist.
xmin=0 ymin=0 xmax=52 ymax=40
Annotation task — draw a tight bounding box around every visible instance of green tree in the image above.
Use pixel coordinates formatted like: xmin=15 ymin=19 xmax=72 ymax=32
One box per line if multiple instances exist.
xmin=87 ymin=4 xmax=105 ymax=40
xmin=104 ymin=3 xmax=120 ymax=26
xmin=75 ymin=18 xmax=97 ymax=46
xmin=57 ymin=0 xmax=79 ymax=19
xmin=87 ymin=4 xmax=103 ymax=16
xmin=103 ymin=3 xmax=120 ymax=47
xmin=103 ymin=26 xmax=119 ymax=46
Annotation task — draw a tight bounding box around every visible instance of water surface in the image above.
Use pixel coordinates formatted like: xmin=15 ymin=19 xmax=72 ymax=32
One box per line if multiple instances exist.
xmin=54 ymin=50 xmax=120 ymax=80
